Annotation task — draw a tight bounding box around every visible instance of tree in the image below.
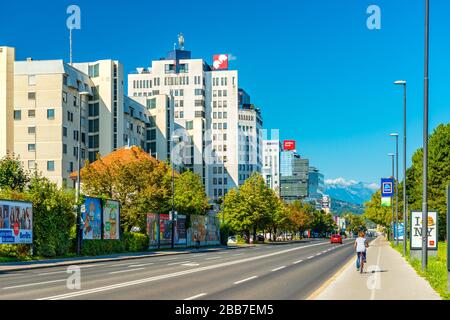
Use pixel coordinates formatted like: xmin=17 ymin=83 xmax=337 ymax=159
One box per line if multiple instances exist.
xmin=310 ymin=210 xmax=336 ymax=236
xmin=364 ymin=190 xmax=394 ymax=228
xmin=343 ymin=213 xmax=367 ymax=234
xmin=0 ymin=154 xmax=30 ymax=191
xmin=286 ymin=201 xmax=312 ymax=236
xmin=174 ymin=171 xmax=209 ymax=217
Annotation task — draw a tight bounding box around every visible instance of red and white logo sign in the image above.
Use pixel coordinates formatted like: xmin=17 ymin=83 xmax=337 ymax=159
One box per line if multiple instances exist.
xmin=213 ymin=54 xmax=229 ymax=70
xmin=283 ymin=140 xmax=296 ymax=151
xmin=13 ymin=223 xmax=20 ymax=236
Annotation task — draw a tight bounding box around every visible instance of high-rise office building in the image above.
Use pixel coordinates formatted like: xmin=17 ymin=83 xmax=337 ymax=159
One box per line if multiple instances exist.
xmin=263 ymin=139 xmax=281 ymax=195
xmin=0 ymin=47 xmax=15 ymax=158
xmin=308 ymin=167 xmax=325 ymax=200
xmin=280 ymin=150 xmax=309 ymax=203
xmin=127 ymin=40 xmax=263 ymax=203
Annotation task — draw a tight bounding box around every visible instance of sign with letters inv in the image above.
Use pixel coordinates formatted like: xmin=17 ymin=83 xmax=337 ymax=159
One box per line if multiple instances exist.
xmin=381 ymin=178 xmax=394 ymax=197
xmin=0 ymin=200 xmax=33 ymax=244
xmin=410 ymin=211 xmax=438 ymax=251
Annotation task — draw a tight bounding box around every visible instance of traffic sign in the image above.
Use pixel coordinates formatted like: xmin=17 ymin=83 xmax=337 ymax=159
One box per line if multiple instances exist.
xmin=381 ymin=178 xmax=394 ymax=197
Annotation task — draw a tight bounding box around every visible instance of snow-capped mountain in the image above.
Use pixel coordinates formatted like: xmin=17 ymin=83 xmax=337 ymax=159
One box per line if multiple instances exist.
xmin=324 ymin=178 xmax=378 ymax=205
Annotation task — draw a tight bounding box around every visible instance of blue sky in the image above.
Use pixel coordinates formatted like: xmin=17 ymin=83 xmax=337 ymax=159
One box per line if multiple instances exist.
xmin=1 ymin=0 xmax=449 ymax=185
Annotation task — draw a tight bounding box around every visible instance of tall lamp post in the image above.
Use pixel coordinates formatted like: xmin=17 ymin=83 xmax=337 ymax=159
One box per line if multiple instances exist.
xmin=388 ymin=153 xmax=395 ymax=241
xmin=75 ymin=91 xmax=90 ymax=255
xmin=390 ymin=133 xmax=399 ymax=246
xmin=395 ymin=80 xmax=407 ymax=255
xmin=422 ymin=0 xmax=430 ymax=272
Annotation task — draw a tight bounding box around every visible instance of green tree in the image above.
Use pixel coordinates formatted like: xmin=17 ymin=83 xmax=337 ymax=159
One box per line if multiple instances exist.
xmin=286 ymin=201 xmax=312 ymax=237
xmin=174 ymin=171 xmax=209 ymax=216
xmin=343 ymin=213 xmax=367 ymax=234
xmin=364 ymin=190 xmax=393 ymax=228
xmin=0 ymin=154 xmax=30 ymax=191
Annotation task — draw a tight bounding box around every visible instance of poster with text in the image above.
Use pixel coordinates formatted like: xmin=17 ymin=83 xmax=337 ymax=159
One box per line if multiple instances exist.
xmin=0 ymin=200 xmax=33 ymax=244
xmin=159 ymin=214 xmax=172 ymax=245
xmin=411 ymin=211 xmax=438 ymax=250
xmin=103 ymin=200 xmax=120 ymax=240
xmin=82 ymin=197 xmax=102 ymax=240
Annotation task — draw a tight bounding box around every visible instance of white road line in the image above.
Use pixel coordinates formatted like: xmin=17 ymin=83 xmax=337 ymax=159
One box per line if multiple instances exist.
xmin=182 ymin=263 xmax=200 ymax=267
xmin=316 ymin=253 xmax=322 ymax=256
xmin=110 ymin=263 xmax=134 ymax=267
xmin=184 ymin=293 xmax=207 ymax=300
xmin=80 ymin=263 xmax=107 ymax=269
xmin=38 ymin=271 xmax=67 ymax=276
xmin=232 ymin=253 xmax=243 ymax=256
xmin=293 ymin=260 xmax=304 ymax=264
xmin=271 ymin=266 xmax=286 ymax=272
xmin=234 ymin=276 xmax=258 ymax=284
xmin=128 ymin=263 xmax=154 ymax=268
xmin=158 ymin=257 xmax=179 ymax=261
xmin=167 ymin=261 xmax=191 ymax=266
xmin=205 ymin=257 xmax=220 ymax=260
xmin=38 ymin=241 xmax=329 ymax=300
xmin=3 ymin=279 xmax=66 ymax=290
xmin=108 ymin=268 xmax=145 ymax=275
xmin=307 ymin=256 xmax=314 ymax=259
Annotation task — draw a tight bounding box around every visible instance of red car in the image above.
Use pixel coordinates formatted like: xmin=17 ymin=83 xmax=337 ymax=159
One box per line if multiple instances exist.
xmin=330 ymin=234 xmax=343 ymax=244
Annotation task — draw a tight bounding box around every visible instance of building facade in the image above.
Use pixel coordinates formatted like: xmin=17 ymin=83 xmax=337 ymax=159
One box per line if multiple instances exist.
xmin=280 ymin=151 xmax=309 ymax=203
xmin=262 ymin=139 xmax=281 ymax=195
xmin=127 ymin=44 xmax=263 ymax=203
xmin=0 ymin=47 xmax=15 ymax=158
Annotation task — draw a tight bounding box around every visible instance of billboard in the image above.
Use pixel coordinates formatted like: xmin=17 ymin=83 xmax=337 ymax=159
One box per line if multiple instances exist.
xmin=82 ymin=197 xmax=102 ymax=240
xmin=381 ymin=178 xmax=394 ymax=197
xmin=213 ymin=54 xmax=229 ymax=70
xmin=393 ymin=222 xmax=404 ymax=241
xmin=103 ymin=200 xmax=120 ymax=240
xmin=0 ymin=200 xmax=33 ymax=244
xmin=283 ymin=140 xmax=296 ymax=151
xmin=175 ymin=214 xmax=187 ymax=245
xmin=411 ymin=211 xmax=438 ymax=250
xmin=159 ymin=214 xmax=172 ymax=245
xmin=147 ymin=213 xmax=158 ymax=247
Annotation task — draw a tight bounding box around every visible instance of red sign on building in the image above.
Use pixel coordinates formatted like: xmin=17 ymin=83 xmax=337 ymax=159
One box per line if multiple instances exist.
xmin=283 ymin=140 xmax=296 ymax=151
xmin=213 ymin=54 xmax=229 ymax=70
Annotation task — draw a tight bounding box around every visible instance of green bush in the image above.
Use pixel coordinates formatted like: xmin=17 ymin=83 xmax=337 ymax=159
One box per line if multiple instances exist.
xmin=220 ymin=223 xmax=232 ymax=245
xmin=80 ymin=232 xmax=149 ymax=256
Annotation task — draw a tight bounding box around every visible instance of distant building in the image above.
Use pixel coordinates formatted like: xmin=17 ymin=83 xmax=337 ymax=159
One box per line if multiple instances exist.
xmin=307 ymin=166 xmax=325 ymax=210
xmin=0 ymin=47 xmax=15 ymax=158
xmin=280 ymin=150 xmax=309 ymax=203
xmin=263 ymin=139 xmax=281 ymax=195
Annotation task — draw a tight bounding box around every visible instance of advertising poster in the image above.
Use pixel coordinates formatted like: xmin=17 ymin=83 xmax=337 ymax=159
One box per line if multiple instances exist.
xmin=0 ymin=200 xmax=33 ymax=244
xmin=103 ymin=200 xmax=120 ymax=240
xmin=393 ymin=222 xmax=404 ymax=241
xmin=206 ymin=216 xmax=219 ymax=242
xmin=82 ymin=197 xmax=102 ymax=240
xmin=147 ymin=213 xmax=158 ymax=247
xmin=411 ymin=211 xmax=438 ymax=250
xmin=191 ymin=215 xmax=206 ymax=244
xmin=175 ymin=214 xmax=187 ymax=245
xmin=160 ymin=214 xmax=172 ymax=245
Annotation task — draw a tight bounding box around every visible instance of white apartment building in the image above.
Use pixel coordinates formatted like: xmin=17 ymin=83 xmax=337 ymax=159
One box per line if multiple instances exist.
xmin=11 ymin=54 xmax=127 ymax=188
xmin=128 ymin=43 xmax=263 ymax=203
xmin=0 ymin=47 xmax=15 ymax=158
xmin=263 ymin=139 xmax=282 ymax=195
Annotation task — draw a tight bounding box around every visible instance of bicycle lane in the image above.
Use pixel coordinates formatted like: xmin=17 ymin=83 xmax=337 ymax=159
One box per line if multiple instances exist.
xmin=310 ymin=236 xmax=441 ymax=300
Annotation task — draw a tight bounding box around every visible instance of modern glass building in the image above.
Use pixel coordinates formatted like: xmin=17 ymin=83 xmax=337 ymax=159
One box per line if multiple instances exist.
xmin=280 ymin=151 xmax=309 ymax=203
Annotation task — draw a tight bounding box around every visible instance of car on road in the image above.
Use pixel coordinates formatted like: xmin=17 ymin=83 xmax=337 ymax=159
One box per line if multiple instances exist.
xmin=330 ymin=234 xmax=343 ymax=244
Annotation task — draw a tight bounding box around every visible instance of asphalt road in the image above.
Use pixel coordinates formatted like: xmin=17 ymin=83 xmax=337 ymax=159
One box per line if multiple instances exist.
xmin=0 ymin=238 xmax=356 ymax=300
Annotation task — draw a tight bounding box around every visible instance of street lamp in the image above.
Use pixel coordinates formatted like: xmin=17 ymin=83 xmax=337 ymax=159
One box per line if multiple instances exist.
xmin=390 ymin=133 xmax=399 ymax=246
xmin=394 ymin=80 xmax=407 ymax=256
xmin=76 ymin=91 xmax=90 ymax=255
xmin=388 ymin=153 xmax=395 ymax=241
xmin=422 ymin=0 xmax=430 ymax=271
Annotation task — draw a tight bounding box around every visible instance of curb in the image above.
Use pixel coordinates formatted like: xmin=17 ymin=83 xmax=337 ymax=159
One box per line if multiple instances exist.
xmin=0 ymin=246 xmax=247 ymax=273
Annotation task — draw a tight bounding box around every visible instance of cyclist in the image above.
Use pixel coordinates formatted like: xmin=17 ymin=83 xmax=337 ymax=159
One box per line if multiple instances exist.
xmin=354 ymin=231 xmax=369 ymax=271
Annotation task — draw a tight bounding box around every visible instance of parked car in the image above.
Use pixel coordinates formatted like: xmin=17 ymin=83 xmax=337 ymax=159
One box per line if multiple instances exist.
xmin=256 ymin=234 xmax=265 ymax=242
xmin=227 ymin=236 xmax=237 ymax=246
xmin=330 ymin=234 xmax=343 ymax=244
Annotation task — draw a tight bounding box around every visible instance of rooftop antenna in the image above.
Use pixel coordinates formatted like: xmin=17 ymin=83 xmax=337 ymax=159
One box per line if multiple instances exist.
xmin=178 ymin=33 xmax=185 ymax=50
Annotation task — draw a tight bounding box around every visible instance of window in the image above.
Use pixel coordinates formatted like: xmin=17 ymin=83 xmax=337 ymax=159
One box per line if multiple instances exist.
xmin=73 ymin=130 xmax=79 ymax=141
xmin=63 ymin=127 xmax=68 ymax=137
xmin=63 ymin=75 xmax=68 ymax=86
xmin=47 ymin=109 xmax=55 ymax=120
xmin=88 ymin=64 xmax=100 ymax=77
xmin=13 ymin=110 xmax=21 ymax=120
xmin=195 ymin=89 xmax=203 ymax=96
xmin=63 ymin=92 xmax=68 ymax=103
xmin=28 ymin=109 xmax=35 ymax=118
xmin=28 ymin=126 xmax=36 ymax=134
xmin=147 ymin=98 xmax=157 ymax=109
xmin=28 ymin=92 xmax=36 ymax=100
xmin=28 ymin=144 xmax=36 ymax=152
xmin=186 ymin=121 xmax=194 ymax=130
xmin=28 ymin=160 xmax=36 ymax=169
xmin=67 ymin=111 xmax=73 ymax=122
xmin=89 ymin=103 xmax=99 ymax=117
xmin=89 ymin=119 xmax=99 ymax=132
xmin=63 ymin=144 xmax=67 ymax=154
xmin=47 ymin=161 xmax=55 ymax=172
xmin=28 ymin=75 xmax=36 ymax=86
xmin=68 ymin=162 xmax=74 ymax=173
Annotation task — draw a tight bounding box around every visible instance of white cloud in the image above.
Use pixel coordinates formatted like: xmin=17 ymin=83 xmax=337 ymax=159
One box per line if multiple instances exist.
xmin=325 ymin=177 xmax=358 ymax=187
xmin=364 ymin=183 xmax=379 ymax=191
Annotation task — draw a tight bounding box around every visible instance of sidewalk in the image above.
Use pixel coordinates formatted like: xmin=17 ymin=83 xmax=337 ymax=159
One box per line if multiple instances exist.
xmin=312 ymin=236 xmax=441 ymax=300
xmin=0 ymin=245 xmax=251 ymax=273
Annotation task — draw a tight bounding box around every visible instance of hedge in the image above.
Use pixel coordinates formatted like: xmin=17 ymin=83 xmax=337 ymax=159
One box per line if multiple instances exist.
xmin=81 ymin=232 xmax=149 ymax=256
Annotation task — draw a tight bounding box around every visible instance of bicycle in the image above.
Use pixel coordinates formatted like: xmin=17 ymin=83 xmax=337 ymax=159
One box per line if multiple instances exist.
xmin=357 ymin=252 xmax=366 ymax=274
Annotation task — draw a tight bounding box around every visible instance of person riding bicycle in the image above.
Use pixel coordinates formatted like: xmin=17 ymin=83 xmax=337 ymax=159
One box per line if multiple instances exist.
xmin=354 ymin=231 xmax=369 ymax=271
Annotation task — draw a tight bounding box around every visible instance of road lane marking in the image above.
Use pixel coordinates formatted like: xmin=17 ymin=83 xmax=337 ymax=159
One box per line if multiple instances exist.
xmin=232 ymin=253 xmax=243 ymax=256
xmin=307 ymin=256 xmax=314 ymax=259
xmin=167 ymin=261 xmax=191 ymax=266
xmin=38 ymin=241 xmax=329 ymax=300
xmin=38 ymin=271 xmax=67 ymax=276
xmin=3 ymin=279 xmax=66 ymax=290
xmin=185 ymin=293 xmax=207 ymax=300
xmin=111 ymin=263 xmax=134 ymax=267
xmin=128 ymin=263 xmax=154 ymax=268
xmin=158 ymin=257 xmax=179 ymax=261
xmin=293 ymin=260 xmax=304 ymax=264
xmin=205 ymin=257 xmax=220 ymax=260
xmin=234 ymin=276 xmax=258 ymax=284
xmin=182 ymin=263 xmax=200 ymax=267
xmin=271 ymin=266 xmax=286 ymax=272
xmin=80 ymin=263 xmax=107 ymax=269
xmin=108 ymin=268 xmax=145 ymax=275
xmin=316 ymin=253 xmax=322 ymax=256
